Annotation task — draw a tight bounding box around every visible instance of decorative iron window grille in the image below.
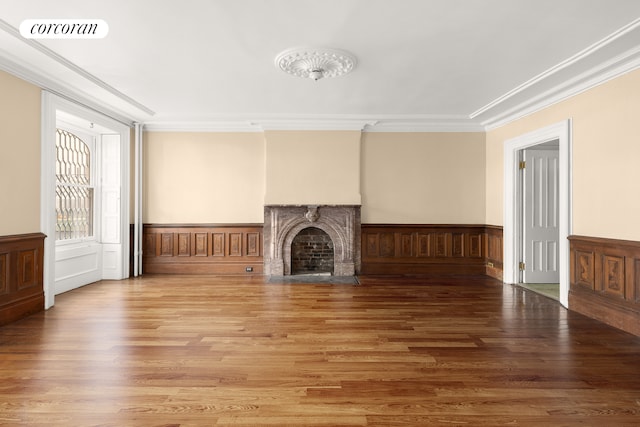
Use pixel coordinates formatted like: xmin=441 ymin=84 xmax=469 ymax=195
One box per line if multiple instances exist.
xmin=55 ymin=129 xmax=94 ymax=240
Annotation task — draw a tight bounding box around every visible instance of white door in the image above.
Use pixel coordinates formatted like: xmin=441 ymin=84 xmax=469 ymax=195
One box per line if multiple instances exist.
xmin=523 ymin=148 xmax=560 ymax=283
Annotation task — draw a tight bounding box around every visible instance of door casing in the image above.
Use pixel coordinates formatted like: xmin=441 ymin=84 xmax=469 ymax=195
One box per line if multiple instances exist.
xmin=503 ymin=120 xmax=572 ymax=307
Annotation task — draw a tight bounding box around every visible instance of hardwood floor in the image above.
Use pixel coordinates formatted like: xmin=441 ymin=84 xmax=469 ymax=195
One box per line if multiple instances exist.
xmin=1 ymin=275 xmax=640 ymax=426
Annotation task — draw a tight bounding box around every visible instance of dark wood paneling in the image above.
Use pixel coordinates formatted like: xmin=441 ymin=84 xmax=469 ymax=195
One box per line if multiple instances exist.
xmin=0 ymin=233 xmax=45 ymax=326
xmin=569 ymin=235 xmax=640 ymax=336
xmin=361 ymin=225 xmax=503 ymax=277
xmin=246 ymin=232 xmax=260 ymax=257
xmin=485 ymin=226 xmax=504 ymax=280
xmin=143 ymin=224 xmax=263 ymax=274
xmin=194 ymin=233 xmax=207 ymax=257
xmin=0 ymin=253 xmax=8 ymax=295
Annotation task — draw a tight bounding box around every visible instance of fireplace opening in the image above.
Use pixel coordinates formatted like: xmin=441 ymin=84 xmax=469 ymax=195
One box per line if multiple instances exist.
xmin=291 ymin=227 xmax=334 ymax=275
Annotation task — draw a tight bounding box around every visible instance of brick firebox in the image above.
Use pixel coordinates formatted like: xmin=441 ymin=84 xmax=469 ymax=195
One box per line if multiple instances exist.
xmin=263 ymin=205 xmax=361 ymax=276
xmin=291 ymin=227 xmax=334 ymax=274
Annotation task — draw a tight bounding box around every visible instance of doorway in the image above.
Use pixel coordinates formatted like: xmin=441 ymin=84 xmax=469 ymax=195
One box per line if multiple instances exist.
xmin=503 ymin=120 xmax=571 ymax=307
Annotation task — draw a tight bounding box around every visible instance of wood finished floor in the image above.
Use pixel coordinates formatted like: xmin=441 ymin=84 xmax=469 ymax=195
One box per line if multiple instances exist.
xmin=1 ymin=275 xmax=640 ymax=426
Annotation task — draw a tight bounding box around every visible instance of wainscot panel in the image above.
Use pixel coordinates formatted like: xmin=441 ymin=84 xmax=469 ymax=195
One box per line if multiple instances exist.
xmin=143 ymin=224 xmax=263 ymax=274
xmin=361 ymin=225 xmax=503 ymax=277
xmin=569 ymin=235 xmax=640 ymax=336
xmin=485 ymin=225 xmax=504 ymax=280
xmin=0 ymin=233 xmax=45 ymax=326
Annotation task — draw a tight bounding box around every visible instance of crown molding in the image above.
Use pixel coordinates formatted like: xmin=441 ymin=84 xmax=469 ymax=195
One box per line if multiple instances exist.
xmin=257 ymin=118 xmax=377 ymax=131
xmin=0 ymin=53 xmax=138 ymax=127
xmin=482 ymin=46 xmax=640 ymax=130
xmin=3 ymin=15 xmax=638 ymax=134
xmin=0 ymin=18 xmax=154 ymax=124
xmin=143 ymin=114 xmax=484 ymax=133
xmin=365 ymin=116 xmax=484 ymax=133
xmin=143 ymin=120 xmax=262 ymax=132
xmin=475 ymin=17 xmax=640 ymax=130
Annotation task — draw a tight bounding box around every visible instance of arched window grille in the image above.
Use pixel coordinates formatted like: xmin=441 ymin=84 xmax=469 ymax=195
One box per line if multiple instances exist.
xmin=55 ymin=129 xmax=94 ymax=240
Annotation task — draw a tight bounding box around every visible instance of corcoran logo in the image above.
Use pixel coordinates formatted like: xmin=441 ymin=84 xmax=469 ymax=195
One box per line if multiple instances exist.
xmin=20 ymin=19 xmax=108 ymax=39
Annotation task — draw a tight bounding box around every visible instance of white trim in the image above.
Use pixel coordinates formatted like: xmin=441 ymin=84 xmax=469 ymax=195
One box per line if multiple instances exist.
xmin=133 ymin=123 xmax=143 ymax=277
xmin=41 ymin=92 xmax=56 ymax=309
xmin=143 ymin=115 xmax=485 ymax=133
xmin=477 ymin=18 xmax=640 ymax=130
xmin=143 ymin=120 xmax=262 ymax=133
xmin=472 ymin=18 xmax=640 ymax=119
xmin=482 ymin=47 xmax=640 ymax=130
xmin=0 ymin=18 xmax=153 ymax=122
xmin=0 ymin=19 xmax=151 ymax=115
xmin=257 ymin=118 xmax=378 ymax=131
xmin=503 ymin=120 xmax=572 ymax=308
xmin=365 ymin=118 xmax=484 ymax=133
xmin=0 ymin=53 xmax=140 ymax=127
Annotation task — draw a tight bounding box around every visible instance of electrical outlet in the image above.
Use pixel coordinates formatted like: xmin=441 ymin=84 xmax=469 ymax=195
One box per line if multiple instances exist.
xmin=245 ymin=267 xmax=253 ymax=272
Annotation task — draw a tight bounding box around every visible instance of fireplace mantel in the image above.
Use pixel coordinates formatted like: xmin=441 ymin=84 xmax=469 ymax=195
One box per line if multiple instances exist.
xmin=263 ymin=205 xmax=361 ymax=276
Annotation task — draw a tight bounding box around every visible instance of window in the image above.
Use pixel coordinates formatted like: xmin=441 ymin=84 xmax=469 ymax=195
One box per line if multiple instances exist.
xmin=55 ymin=129 xmax=94 ymax=241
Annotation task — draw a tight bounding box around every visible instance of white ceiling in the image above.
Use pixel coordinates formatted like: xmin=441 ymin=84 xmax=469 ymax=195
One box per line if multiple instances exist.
xmin=1 ymin=0 xmax=640 ymax=131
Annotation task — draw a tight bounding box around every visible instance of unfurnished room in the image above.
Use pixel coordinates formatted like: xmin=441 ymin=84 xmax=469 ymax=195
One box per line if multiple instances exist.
xmin=1 ymin=1 xmax=640 ymax=425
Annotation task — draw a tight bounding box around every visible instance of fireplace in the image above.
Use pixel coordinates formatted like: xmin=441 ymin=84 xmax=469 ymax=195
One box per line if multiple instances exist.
xmin=263 ymin=205 xmax=361 ymax=276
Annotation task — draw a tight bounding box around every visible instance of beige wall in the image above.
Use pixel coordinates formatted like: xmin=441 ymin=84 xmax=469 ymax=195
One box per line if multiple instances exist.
xmin=362 ymin=132 xmax=486 ymax=224
xmin=486 ymin=68 xmax=640 ymax=241
xmin=264 ymin=130 xmax=362 ymax=205
xmin=144 ymin=130 xmax=486 ymax=225
xmin=143 ymin=132 xmax=266 ymax=223
xmin=0 ymin=71 xmax=41 ymax=236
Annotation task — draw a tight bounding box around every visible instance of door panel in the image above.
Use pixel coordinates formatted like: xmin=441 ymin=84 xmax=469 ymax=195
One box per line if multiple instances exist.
xmin=524 ymin=148 xmax=560 ymax=283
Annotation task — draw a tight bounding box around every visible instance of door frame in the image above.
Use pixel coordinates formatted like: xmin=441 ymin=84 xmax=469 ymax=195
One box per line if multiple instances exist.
xmin=41 ymin=92 xmax=130 ymax=309
xmin=503 ymin=119 xmax=572 ymax=307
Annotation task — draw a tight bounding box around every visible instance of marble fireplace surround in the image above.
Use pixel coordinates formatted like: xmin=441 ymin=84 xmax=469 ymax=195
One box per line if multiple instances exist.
xmin=264 ymin=205 xmax=361 ymax=276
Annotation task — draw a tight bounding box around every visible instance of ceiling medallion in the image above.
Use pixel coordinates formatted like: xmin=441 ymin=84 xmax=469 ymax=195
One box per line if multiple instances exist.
xmin=275 ymin=47 xmax=357 ymax=81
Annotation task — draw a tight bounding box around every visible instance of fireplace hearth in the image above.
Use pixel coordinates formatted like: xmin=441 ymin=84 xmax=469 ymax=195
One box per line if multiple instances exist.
xmin=263 ymin=205 xmax=361 ymax=276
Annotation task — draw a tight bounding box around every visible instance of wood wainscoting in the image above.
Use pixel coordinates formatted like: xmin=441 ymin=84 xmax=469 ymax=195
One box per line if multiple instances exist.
xmin=569 ymin=235 xmax=640 ymax=336
xmin=143 ymin=224 xmax=263 ymax=275
xmin=0 ymin=233 xmax=45 ymax=326
xmin=361 ymin=225 xmax=503 ymax=277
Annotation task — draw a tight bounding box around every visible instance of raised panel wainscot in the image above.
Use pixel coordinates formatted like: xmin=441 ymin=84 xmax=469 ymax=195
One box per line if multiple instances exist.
xmin=143 ymin=225 xmax=263 ymax=275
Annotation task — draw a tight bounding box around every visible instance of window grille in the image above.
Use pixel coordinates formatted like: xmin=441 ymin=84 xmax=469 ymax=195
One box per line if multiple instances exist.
xmin=55 ymin=129 xmax=94 ymax=240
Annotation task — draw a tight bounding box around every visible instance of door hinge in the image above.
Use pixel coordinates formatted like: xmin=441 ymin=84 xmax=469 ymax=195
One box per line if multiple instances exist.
xmin=519 ymin=161 xmax=526 ymax=170
xmin=519 ymin=262 xmax=526 ymax=271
